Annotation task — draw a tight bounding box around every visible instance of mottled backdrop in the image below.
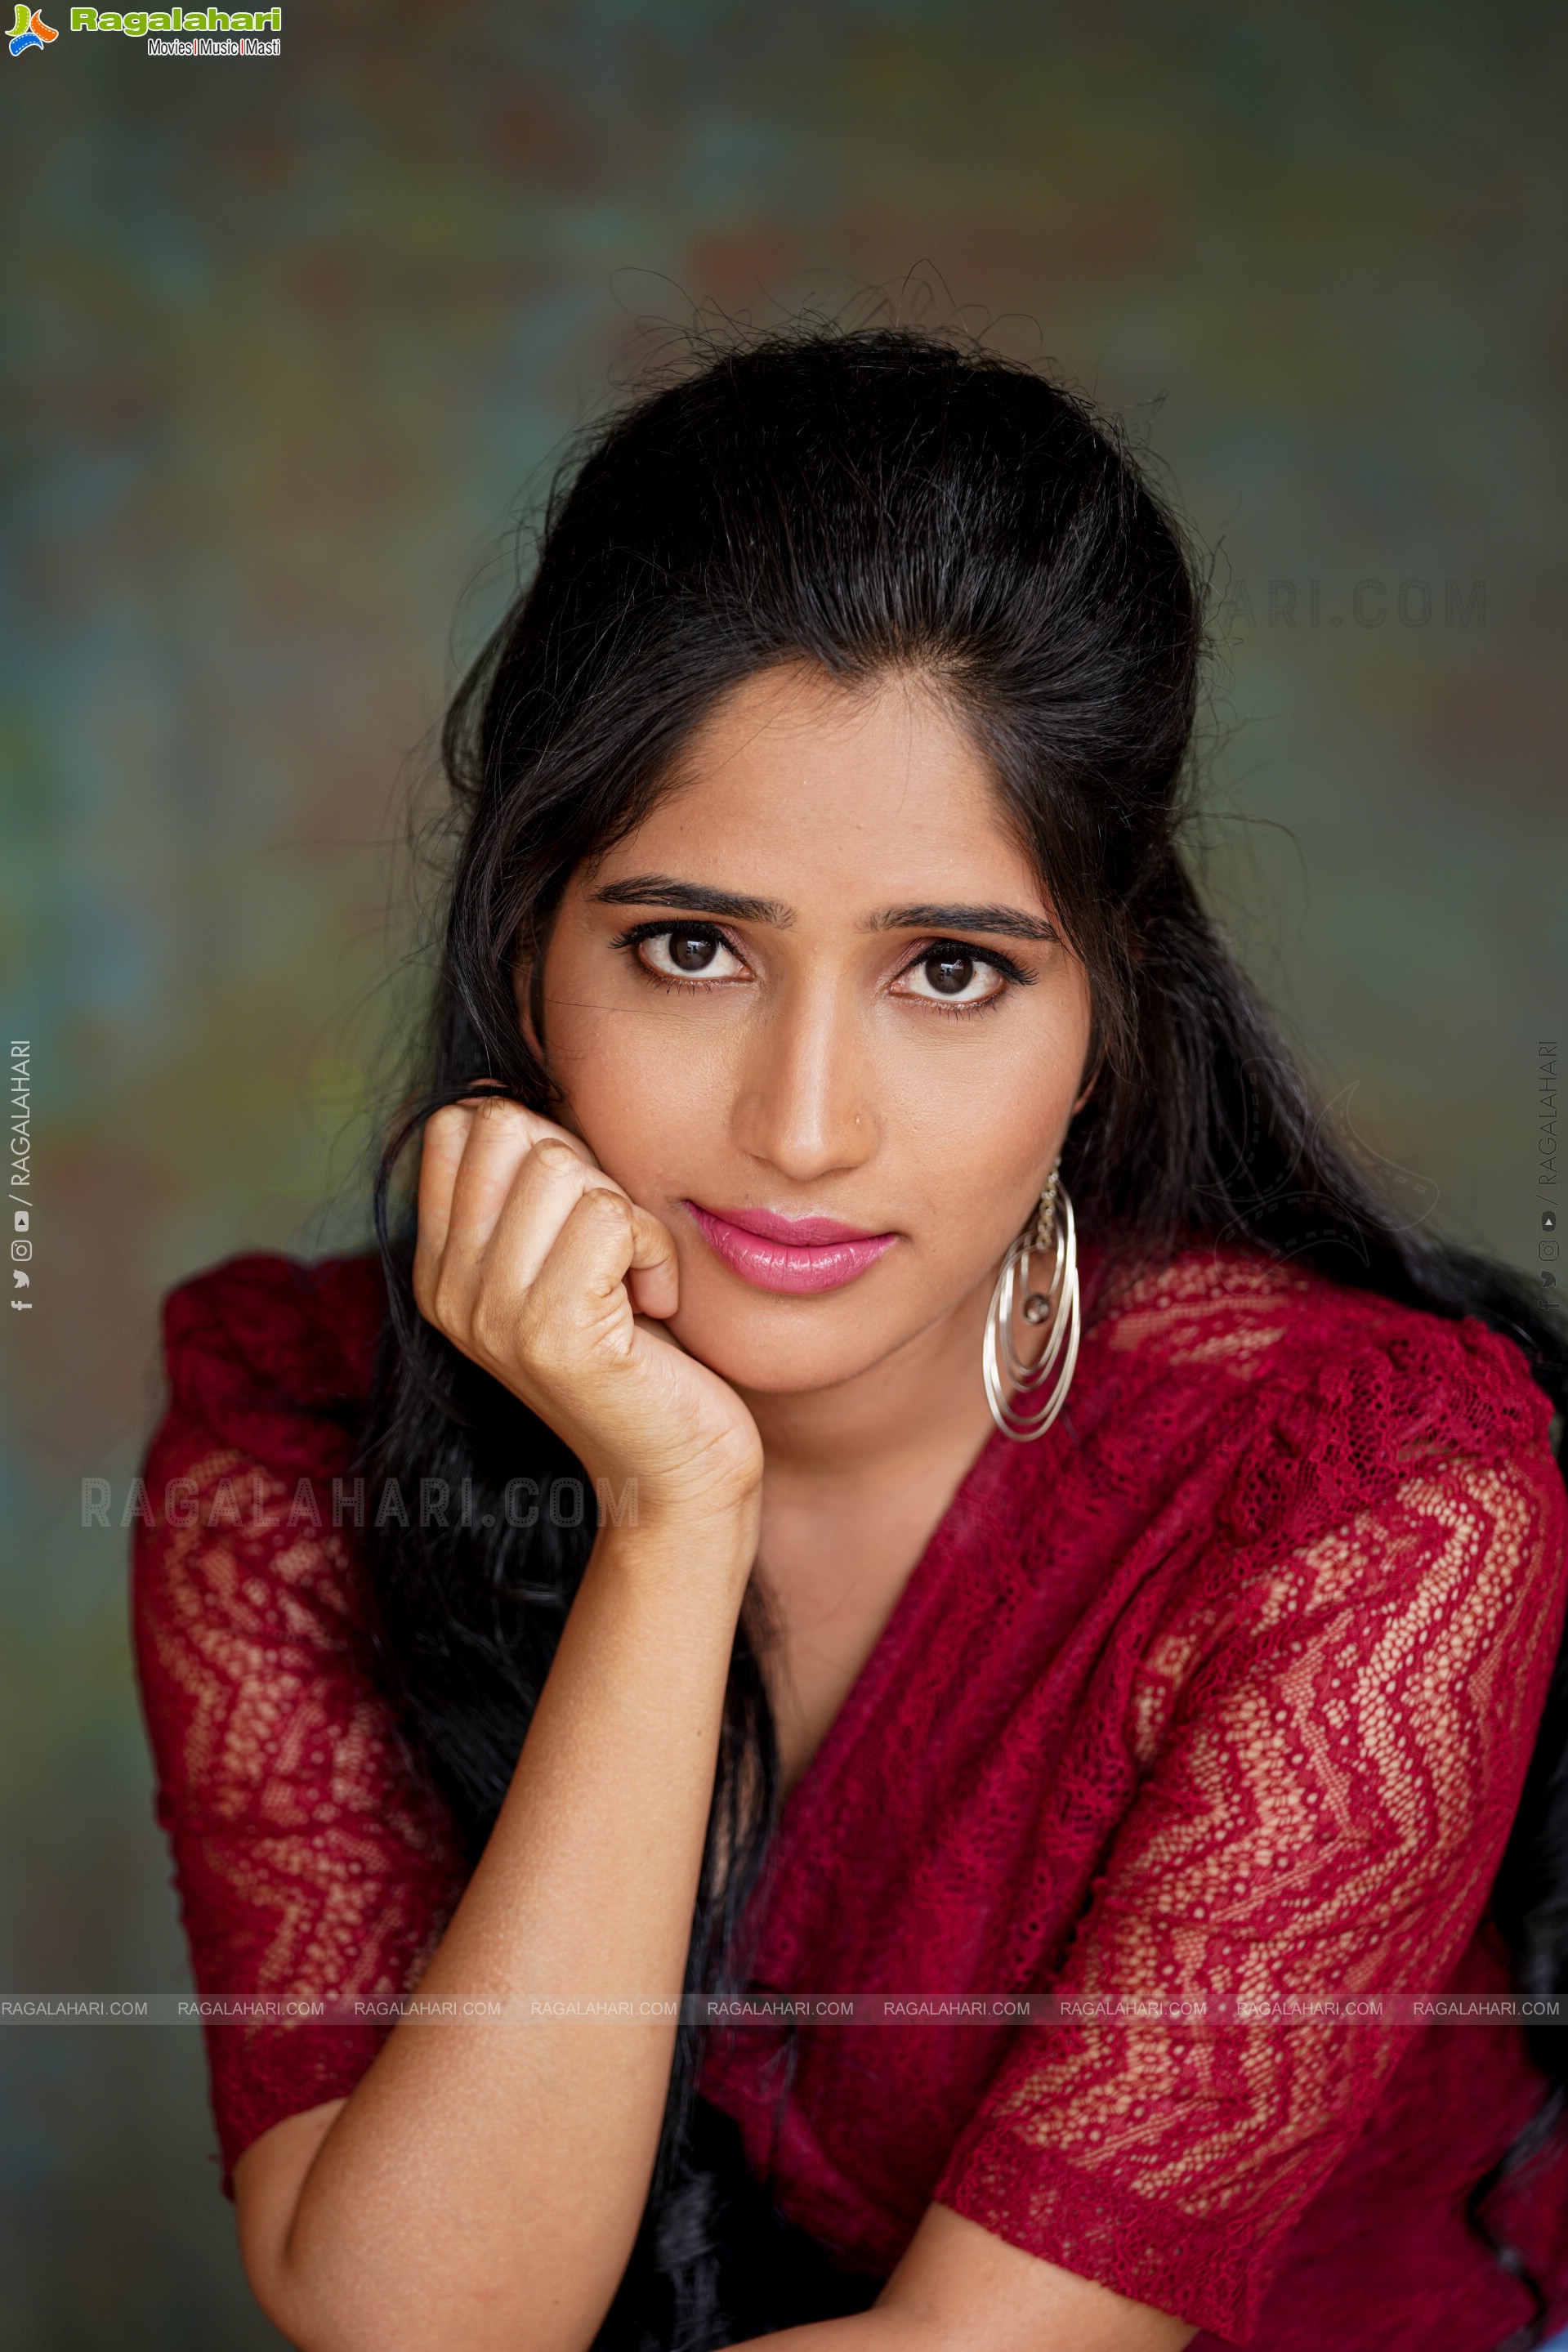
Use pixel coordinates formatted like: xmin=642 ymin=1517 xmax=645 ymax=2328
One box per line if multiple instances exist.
xmin=2 ymin=3 xmax=1564 ymax=2343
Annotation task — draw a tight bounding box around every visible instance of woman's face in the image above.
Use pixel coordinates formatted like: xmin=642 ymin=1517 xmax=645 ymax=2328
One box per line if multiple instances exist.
xmin=523 ymin=664 xmax=1095 ymax=1398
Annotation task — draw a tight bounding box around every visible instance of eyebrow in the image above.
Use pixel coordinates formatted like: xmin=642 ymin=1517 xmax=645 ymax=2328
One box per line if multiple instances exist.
xmin=589 ymin=875 xmax=1058 ymax=944
xmin=590 ymin=875 xmax=793 ymax=925
xmin=867 ymin=901 xmax=1060 ymax=945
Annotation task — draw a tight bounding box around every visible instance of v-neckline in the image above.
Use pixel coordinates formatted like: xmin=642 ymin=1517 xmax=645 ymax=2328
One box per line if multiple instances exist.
xmin=753 ymin=1227 xmax=1114 ymax=1901
xmin=766 ymin=1416 xmax=1012 ymax=1844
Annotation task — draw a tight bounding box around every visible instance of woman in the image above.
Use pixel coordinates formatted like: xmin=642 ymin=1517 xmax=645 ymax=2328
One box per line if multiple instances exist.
xmin=132 ymin=325 xmax=1568 ymax=2352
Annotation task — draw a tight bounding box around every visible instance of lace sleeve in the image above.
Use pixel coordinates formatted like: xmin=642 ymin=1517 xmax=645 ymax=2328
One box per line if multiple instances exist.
xmin=932 ymin=1433 xmax=1568 ymax=2342
xmin=132 ymin=1424 xmax=471 ymax=2198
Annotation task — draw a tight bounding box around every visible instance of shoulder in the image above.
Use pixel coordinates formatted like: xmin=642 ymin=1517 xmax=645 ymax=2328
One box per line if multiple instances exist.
xmin=1070 ymin=1240 xmax=1568 ymax=1790
xmin=136 ymin=1247 xmax=391 ymax=1678
xmin=133 ymin=1251 xmax=430 ymax=1831
xmin=1091 ymin=1229 xmax=1542 ymax=1400
xmin=130 ymin=1261 xmax=470 ymax=2166
xmin=1079 ymin=1232 xmax=1561 ymax=1552
xmin=151 ymin=1247 xmax=388 ymax=1482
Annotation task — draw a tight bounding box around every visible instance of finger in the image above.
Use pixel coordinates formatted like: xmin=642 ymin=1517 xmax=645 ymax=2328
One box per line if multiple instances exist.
xmin=413 ymin=1103 xmax=477 ymax=1287
xmin=490 ymin=1148 xmax=675 ymax=1318
xmin=483 ymin=1136 xmax=628 ymax=1298
xmin=456 ymin=1096 xmax=604 ymax=1175
xmin=443 ymin=1098 xmax=562 ymax=1274
xmin=623 ymin=1201 xmax=680 ymax=1321
xmin=632 ymin=1312 xmax=690 ymax=1356
xmin=518 ymin=1184 xmax=644 ymax=1368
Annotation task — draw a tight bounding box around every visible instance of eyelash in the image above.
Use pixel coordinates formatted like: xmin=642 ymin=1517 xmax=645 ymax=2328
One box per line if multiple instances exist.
xmin=608 ymin=922 xmax=1030 ymax=1019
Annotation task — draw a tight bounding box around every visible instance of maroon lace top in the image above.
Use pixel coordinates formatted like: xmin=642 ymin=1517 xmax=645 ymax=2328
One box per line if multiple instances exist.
xmin=131 ymin=1233 xmax=1568 ymax=2350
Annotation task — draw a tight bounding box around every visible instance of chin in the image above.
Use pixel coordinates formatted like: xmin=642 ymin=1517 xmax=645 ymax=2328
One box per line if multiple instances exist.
xmin=668 ymin=1290 xmax=904 ymax=1397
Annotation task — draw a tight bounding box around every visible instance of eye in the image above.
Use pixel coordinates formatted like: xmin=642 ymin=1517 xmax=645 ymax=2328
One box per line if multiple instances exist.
xmin=632 ymin=926 xmax=749 ymax=984
xmin=894 ymin=942 xmax=1010 ymax=1008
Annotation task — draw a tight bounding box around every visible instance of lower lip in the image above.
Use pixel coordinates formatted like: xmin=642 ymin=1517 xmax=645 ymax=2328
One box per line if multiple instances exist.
xmin=684 ymin=1205 xmax=897 ymax=1295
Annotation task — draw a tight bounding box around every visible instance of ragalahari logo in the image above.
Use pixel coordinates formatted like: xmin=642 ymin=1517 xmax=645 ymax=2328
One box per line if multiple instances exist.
xmin=8 ymin=6 xmax=57 ymax=50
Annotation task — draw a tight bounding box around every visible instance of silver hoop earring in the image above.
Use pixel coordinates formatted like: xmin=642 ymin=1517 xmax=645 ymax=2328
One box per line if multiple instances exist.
xmin=982 ymin=1159 xmax=1081 ymax=1443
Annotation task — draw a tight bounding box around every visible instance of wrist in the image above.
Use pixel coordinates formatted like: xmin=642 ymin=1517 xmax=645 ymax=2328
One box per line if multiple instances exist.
xmin=572 ymin=1432 xmax=763 ymax=1556
xmin=592 ymin=1501 xmax=758 ymax=1599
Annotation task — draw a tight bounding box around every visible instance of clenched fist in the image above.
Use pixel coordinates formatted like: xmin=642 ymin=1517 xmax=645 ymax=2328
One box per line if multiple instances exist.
xmin=413 ymin=1096 xmax=763 ymax=1536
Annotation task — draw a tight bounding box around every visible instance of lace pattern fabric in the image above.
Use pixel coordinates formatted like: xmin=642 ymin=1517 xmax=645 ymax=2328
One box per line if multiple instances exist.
xmin=130 ymin=1241 xmax=1568 ymax=2349
xmin=695 ymin=1245 xmax=1568 ymax=2345
xmin=132 ymin=1254 xmax=471 ymax=2187
xmin=933 ymin=1441 xmax=1566 ymax=2336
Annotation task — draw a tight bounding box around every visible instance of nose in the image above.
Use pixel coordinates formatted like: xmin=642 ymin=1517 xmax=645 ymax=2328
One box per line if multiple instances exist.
xmin=729 ymin=964 xmax=877 ymax=1183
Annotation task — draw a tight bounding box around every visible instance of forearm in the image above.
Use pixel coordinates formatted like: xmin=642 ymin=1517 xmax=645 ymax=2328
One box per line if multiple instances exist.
xmin=264 ymin=1514 xmax=753 ymax=2352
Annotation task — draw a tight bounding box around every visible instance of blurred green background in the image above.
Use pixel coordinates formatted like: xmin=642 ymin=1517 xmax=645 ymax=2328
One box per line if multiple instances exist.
xmin=1 ymin=2 xmax=1564 ymax=2342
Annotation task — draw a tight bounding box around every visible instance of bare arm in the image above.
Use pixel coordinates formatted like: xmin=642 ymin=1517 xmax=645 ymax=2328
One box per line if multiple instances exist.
xmin=230 ymin=1100 xmax=1195 ymax=2352
xmin=234 ymin=1100 xmax=763 ymax=2352
xmin=757 ymin=2204 xmax=1199 ymax=2352
xmin=236 ymin=1513 xmax=752 ymax=2352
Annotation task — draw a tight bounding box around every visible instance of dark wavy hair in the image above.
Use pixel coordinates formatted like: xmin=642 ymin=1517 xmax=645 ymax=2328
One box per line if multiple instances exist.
xmin=353 ymin=322 xmax=1568 ymax=2352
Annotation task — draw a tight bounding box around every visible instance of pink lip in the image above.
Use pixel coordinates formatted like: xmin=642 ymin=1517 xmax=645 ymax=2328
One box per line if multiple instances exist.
xmin=683 ymin=1201 xmax=898 ymax=1295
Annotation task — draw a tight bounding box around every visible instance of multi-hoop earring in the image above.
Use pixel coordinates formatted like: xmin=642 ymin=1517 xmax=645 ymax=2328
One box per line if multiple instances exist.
xmin=981 ymin=1157 xmax=1081 ymax=1442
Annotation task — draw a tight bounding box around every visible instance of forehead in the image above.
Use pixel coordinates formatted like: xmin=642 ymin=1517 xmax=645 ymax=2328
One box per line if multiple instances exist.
xmin=587 ymin=664 xmax=1045 ymax=910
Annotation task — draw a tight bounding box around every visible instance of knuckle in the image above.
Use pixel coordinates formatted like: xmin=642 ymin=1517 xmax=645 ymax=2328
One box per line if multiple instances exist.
xmin=532 ymin=1136 xmax=579 ymax=1175
xmin=429 ymin=1270 xmax=465 ymax=1339
xmin=514 ymin=1291 xmax=562 ymax=1373
xmin=471 ymin=1289 xmax=512 ymax=1357
xmin=579 ymin=1183 xmax=628 ymax=1224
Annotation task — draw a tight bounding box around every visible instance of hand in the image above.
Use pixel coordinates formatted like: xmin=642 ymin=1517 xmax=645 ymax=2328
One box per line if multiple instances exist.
xmin=413 ymin=1096 xmax=763 ymax=1535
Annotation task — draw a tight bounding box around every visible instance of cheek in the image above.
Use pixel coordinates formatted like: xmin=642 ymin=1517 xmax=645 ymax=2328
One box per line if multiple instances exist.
xmin=896 ymin=1105 xmax=1059 ymax=1276
xmin=871 ymin=1026 xmax=1079 ymax=1275
xmin=544 ymin=986 xmax=735 ymax=1183
xmin=878 ymin=1009 xmax=1078 ymax=1160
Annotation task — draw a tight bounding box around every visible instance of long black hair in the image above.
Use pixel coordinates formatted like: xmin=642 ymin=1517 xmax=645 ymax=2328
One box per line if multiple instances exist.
xmin=354 ymin=321 xmax=1568 ymax=2351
